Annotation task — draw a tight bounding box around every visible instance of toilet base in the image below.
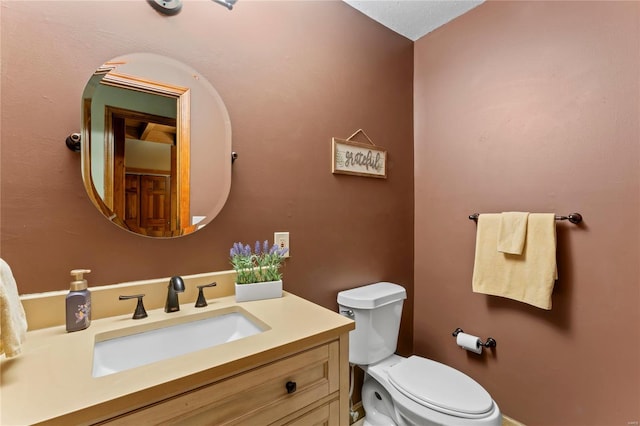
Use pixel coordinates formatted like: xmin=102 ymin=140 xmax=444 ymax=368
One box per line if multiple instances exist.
xmin=362 ymin=373 xmax=407 ymax=426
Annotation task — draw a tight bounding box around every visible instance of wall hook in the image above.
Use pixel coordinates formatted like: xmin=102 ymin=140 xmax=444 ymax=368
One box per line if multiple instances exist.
xmin=66 ymin=133 xmax=81 ymax=152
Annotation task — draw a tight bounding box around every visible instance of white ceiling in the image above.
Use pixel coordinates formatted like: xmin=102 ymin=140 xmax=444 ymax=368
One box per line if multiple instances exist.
xmin=343 ymin=0 xmax=484 ymax=41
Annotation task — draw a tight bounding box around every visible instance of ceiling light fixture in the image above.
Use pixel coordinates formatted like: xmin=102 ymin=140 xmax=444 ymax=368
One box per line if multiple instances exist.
xmin=148 ymin=0 xmax=237 ymax=15
xmin=213 ymin=0 xmax=237 ymax=10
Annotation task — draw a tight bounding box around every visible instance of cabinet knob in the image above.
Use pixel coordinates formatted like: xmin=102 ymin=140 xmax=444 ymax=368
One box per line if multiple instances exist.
xmin=285 ymin=381 xmax=297 ymax=394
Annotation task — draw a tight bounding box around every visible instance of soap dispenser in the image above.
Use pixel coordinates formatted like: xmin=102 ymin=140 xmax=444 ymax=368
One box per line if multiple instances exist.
xmin=66 ymin=269 xmax=92 ymax=332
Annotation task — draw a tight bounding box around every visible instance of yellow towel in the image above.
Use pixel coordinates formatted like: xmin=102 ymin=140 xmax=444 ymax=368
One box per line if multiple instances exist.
xmin=0 ymin=258 xmax=28 ymax=358
xmin=472 ymin=213 xmax=557 ymax=310
xmin=497 ymin=212 xmax=529 ymax=255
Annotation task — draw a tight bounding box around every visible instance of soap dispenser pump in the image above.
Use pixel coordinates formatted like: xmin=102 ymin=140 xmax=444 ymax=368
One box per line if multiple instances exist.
xmin=66 ymin=269 xmax=92 ymax=332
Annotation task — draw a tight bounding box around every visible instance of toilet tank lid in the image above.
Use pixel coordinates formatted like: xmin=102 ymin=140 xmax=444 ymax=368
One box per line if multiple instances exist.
xmin=337 ymin=282 xmax=407 ymax=309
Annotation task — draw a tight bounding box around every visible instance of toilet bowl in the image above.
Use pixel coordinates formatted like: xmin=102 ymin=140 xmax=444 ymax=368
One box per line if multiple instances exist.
xmin=362 ymin=354 xmax=501 ymax=425
xmin=338 ymin=282 xmax=501 ymax=426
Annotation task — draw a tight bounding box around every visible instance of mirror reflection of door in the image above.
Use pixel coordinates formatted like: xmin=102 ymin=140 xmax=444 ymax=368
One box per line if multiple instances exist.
xmin=82 ymin=54 xmax=232 ymax=238
xmin=105 ymin=106 xmax=187 ymax=237
xmin=126 ymin=174 xmax=171 ymax=236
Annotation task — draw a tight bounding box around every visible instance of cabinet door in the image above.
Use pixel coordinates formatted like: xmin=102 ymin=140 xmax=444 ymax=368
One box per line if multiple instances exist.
xmin=104 ymin=341 xmax=339 ymax=426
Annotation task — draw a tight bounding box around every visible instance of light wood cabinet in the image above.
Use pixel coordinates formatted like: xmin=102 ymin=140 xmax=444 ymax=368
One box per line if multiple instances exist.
xmin=99 ymin=337 xmax=349 ymax=425
xmin=283 ymin=399 xmax=340 ymax=426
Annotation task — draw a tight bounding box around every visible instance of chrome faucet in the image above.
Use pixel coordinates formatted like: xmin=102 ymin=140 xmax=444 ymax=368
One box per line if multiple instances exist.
xmin=165 ymin=276 xmax=185 ymax=313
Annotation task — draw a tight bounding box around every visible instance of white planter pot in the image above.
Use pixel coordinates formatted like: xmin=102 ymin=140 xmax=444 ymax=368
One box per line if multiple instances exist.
xmin=235 ymin=280 xmax=283 ymax=302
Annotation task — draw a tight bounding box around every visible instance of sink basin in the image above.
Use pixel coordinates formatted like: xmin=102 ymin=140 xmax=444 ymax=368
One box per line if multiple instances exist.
xmin=92 ymin=308 xmax=266 ymax=377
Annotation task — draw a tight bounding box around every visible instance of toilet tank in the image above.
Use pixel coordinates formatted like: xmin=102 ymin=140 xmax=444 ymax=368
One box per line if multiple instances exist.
xmin=337 ymin=282 xmax=407 ymax=365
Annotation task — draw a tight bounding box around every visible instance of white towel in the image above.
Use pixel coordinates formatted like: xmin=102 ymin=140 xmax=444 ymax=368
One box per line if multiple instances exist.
xmin=1 ymin=258 xmax=28 ymax=358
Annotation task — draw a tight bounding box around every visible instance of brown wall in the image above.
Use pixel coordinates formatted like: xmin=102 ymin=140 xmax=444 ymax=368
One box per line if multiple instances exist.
xmin=0 ymin=0 xmax=414 ymax=353
xmin=414 ymin=1 xmax=639 ymax=425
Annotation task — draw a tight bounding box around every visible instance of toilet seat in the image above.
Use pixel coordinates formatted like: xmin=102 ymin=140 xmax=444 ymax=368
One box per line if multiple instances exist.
xmin=387 ymin=356 xmax=494 ymax=419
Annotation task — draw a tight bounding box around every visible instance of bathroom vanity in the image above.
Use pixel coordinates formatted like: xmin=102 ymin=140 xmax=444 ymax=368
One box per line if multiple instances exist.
xmin=103 ymin=338 xmax=342 ymax=425
xmin=0 ymin=276 xmax=354 ymax=425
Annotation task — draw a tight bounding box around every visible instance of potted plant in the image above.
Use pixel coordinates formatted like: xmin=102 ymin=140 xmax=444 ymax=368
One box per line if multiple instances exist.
xmin=230 ymin=241 xmax=288 ymax=302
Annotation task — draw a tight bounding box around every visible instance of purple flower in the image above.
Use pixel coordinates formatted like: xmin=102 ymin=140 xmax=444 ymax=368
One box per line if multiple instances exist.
xmin=232 ymin=242 xmax=242 ymax=256
xmin=229 ymin=239 xmax=287 ymax=284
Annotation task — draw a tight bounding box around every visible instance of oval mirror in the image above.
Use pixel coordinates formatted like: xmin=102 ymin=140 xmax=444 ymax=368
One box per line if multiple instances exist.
xmin=81 ymin=53 xmax=232 ymax=238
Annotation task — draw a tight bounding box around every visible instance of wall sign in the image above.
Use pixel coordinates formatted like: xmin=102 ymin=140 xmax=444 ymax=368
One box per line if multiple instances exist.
xmin=332 ymin=129 xmax=387 ymax=179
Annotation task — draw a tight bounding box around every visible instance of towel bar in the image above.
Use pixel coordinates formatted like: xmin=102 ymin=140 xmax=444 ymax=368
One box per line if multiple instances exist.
xmin=468 ymin=212 xmax=582 ymax=224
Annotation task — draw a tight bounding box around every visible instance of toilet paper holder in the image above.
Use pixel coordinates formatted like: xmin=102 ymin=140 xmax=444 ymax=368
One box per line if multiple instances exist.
xmin=452 ymin=328 xmax=497 ymax=348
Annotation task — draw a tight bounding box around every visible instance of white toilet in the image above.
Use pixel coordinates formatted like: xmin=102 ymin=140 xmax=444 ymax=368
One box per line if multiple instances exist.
xmin=337 ymin=282 xmax=501 ymax=426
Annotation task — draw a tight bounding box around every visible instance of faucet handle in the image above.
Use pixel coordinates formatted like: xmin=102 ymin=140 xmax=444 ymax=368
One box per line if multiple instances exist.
xmin=119 ymin=294 xmax=148 ymax=319
xmin=195 ymin=282 xmax=218 ymax=308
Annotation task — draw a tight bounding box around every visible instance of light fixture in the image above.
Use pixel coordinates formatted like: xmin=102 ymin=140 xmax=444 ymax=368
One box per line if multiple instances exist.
xmin=213 ymin=0 xmax=237 ymax=10
xmin=148 ymin=0 xmax=182 ymax=15
xmin=148 ymin=0 xmax=237 ymax=15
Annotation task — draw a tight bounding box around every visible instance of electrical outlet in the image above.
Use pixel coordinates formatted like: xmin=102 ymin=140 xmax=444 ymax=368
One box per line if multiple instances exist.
xmin=274 ymin=232 xmax=290 ymax=258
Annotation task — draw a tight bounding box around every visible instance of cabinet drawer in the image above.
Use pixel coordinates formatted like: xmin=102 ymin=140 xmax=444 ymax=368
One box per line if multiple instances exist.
xmin=105 ymin=341 xmax=339 ymax=425
xmin=282 ymin=399 xmax=339 ymax=426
